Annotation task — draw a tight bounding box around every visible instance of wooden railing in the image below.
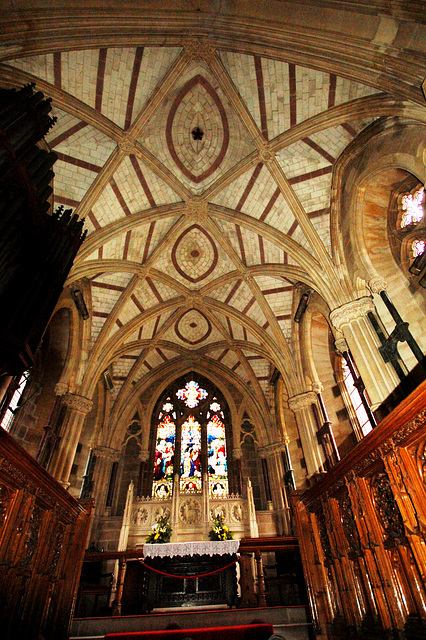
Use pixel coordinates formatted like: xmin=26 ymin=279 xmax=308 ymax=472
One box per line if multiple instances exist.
xmin=0 ymin=427 xmax=92 ymax=640
xmin=293 ymin=378 xmax=426 ymax=639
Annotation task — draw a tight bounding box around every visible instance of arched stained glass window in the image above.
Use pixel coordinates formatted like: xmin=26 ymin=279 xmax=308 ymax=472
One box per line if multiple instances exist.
xmin=400 ymin=186 xmax=425 ymax=228
xmin=207 ymin=403 xmax=228 ymax=497
xmin=151 ymin=377 xmax=232 ymax=498
xmin=180 ymin=415 xmax=202 ymax=492
xmin=152 ymin=400 xmax=176 ymax=499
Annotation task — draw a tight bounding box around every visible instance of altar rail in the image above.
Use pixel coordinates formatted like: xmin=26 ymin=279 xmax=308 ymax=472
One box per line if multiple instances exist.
xmin=293 ymin=378 xmax=426 ymax=639
xmin=0 ymin=426 xmax=92 ymax=640
xmin=76 ymin=536 xmax=302 ymax=616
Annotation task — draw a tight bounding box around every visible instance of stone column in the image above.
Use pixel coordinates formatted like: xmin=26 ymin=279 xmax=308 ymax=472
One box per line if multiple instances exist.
xmin=91 ymin=446 xmax=122 ymax=516
xmin=233 ymin=447 xmax=243 ymax=495
xmin=330 ymin=297 xmax=399 ymax=410
xmin=288 ymin=391 xmax=324 ymax=477
xmin=136 ymin=449 xmax=150 ymax=498
xmin=48 ymin=393 xmax=93 ymax=488
xmin=260 ymin=442 xmax=290 ymax=534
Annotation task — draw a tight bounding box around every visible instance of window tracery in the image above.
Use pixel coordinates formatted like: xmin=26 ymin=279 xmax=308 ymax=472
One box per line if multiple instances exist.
xmin=390 ymin=182 xmax=426 ymax=283
xmin=151 ymin=377 xmax=231 ymax=499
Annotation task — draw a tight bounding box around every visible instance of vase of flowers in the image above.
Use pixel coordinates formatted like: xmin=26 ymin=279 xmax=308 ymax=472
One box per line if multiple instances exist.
xmin=146 ymin=515 xmax=172 ymax=543
xmin=209 ymin=514 xmax=233 ymax=541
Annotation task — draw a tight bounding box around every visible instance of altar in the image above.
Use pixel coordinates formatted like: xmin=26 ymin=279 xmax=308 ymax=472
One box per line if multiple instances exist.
xmin=122 ymin=541 xmax=240 ymax=613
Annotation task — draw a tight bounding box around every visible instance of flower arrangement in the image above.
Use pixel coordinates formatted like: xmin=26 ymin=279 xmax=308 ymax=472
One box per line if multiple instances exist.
xmin=209 ymin=514 xmax=233 ymax=541
xmin=146 ymin=515 xmax=172 ymax=544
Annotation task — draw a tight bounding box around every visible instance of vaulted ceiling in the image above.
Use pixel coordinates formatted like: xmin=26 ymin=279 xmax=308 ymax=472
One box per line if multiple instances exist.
xmin=1 ymin=1 xmax=426 ymax=437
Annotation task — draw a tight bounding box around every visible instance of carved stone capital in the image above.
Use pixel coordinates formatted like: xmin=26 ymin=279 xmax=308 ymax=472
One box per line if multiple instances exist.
xmin=329 ymin=297 xmax=374 ymax=331
xmin=288 ymin=391 xmax=317 ymax=412
xmin=183 ymin=38 xmax=216 ymax=63
xmin=368 ymin=276 xmax=387 ymax=294
xmin=139 ymin=449 xmax=150 ymax=462
xmin=55 ymin=382 xmax=68 ymax=397
xmin=311 ymin=381 xmax=324 ymax=394
xmin=335 ymin=337 xmax=349 ymax=354
xmin=93 ymin=446 xmax=121 ymax=462
xmin=63 ymin=394 xmax=93 ymax=414
xmin=233 ymin=448 xmax=243 ymax=460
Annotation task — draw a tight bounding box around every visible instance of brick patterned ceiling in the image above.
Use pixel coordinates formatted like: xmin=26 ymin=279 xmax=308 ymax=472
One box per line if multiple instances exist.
xmin=1 ymin=37 xmax=401 ymax=416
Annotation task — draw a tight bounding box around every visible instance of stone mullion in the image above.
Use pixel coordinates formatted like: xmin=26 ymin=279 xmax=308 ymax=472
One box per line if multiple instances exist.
xmin=266 ymin=450 xmax=287 ymax=530
xmin=331 ymin=299 xmax=400 ymax=411
xmin=347 ymin=474 xmax=407 ymax=629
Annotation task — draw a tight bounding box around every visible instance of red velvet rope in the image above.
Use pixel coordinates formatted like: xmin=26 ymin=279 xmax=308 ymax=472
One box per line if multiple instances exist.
xmin=139 ymin=557 xmax=238 ymax=579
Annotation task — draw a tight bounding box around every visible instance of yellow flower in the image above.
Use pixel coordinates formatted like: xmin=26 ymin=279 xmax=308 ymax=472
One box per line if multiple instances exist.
xmin=154 ymin=533 xmax=159 ymax=540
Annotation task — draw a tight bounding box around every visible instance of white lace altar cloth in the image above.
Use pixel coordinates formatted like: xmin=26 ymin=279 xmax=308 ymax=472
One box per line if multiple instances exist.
xmin=143 ymin=540 xmax=240 ymax=558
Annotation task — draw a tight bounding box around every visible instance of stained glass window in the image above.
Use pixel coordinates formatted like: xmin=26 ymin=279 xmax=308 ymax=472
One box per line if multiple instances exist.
xmin=400 ymin=186 xmax=425 ymax=228
xmin=412 ymin=239 xmax=425 ymax=257
xmin=176 ymin=380 xmax=207 ymax=408
xmin=152 ymin=413 xmax=175 ymax=499
xmin=152 ymin=379 xmax=230 ymax=497
xmin=207 ymin=404 xmax=228 ymax=498
xmin=342 ymin=361 xmax=373 ymax=437
xmin=180 ymin=415 xmax=202 ymax=493
xmin=0 ymin=371 xmax=30 ymax=432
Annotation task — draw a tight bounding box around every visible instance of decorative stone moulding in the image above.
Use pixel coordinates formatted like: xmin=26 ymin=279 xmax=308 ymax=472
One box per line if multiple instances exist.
xmin=92 ymin=446 xmax=121 ymax=462
xmin=54 ymin=382 xmax=68 ymax=396
xmin=183 ymin=38 xmax=216 ymax=63
xmin=119 ymin=134 xmax=135 ymax=155
xmin=311 ymin=381 xmax=324 ymax=394
xmin=257 ymin=144 xmax=275 ymax=165
xmin=329 ymin=297 xmax=375 ymax=332
xmin=334 ymin=337 xmax=349 ymax=354
xmin=63 ymin=394 xmax=93 ymax=414
xmin=288 ymin=391 xmax=317 ymax=412
xmin=259 ymin=441 xmax=288 ymax=457
xmin=368 ymin=276 xmax=387 ymax=294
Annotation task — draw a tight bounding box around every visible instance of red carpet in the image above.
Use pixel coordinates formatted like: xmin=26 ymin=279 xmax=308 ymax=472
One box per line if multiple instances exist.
xmin=104 ymin=622 xmax=274 ymax=640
